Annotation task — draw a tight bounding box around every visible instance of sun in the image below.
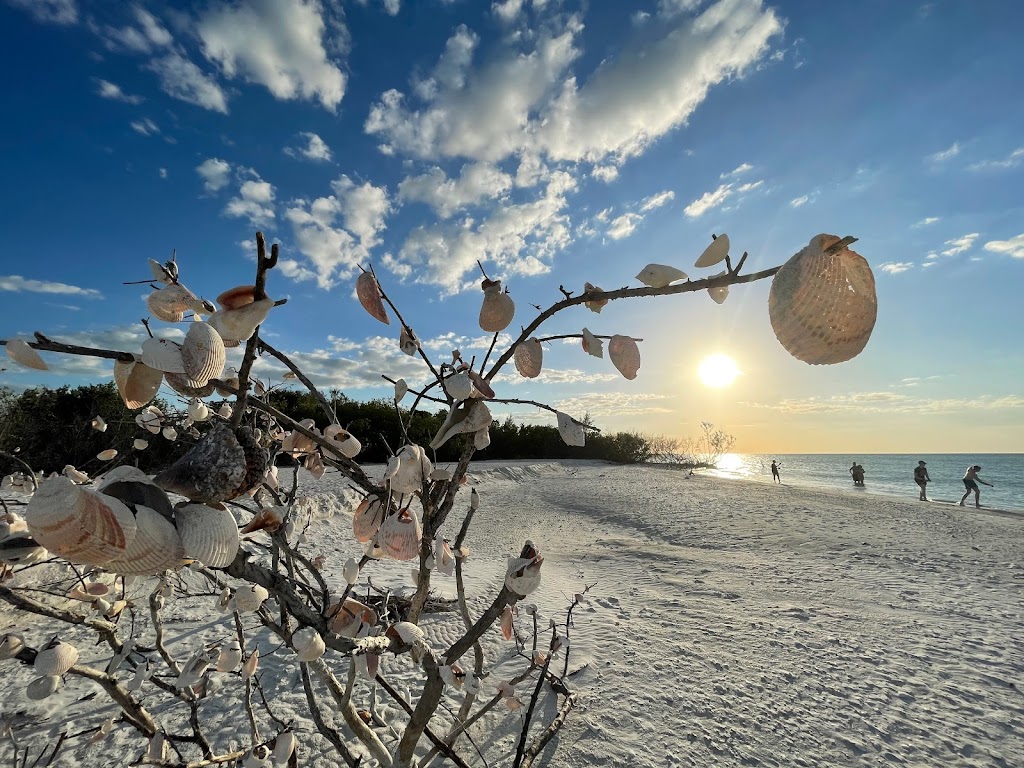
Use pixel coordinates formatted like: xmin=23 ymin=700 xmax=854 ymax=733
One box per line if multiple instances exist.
xmin=698 ymin=353 xmax=740 ymax=388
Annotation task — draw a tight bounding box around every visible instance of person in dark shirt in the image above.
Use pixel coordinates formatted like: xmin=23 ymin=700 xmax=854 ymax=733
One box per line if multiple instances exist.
xmin=914 ymin=461 xmax=930 ymax=501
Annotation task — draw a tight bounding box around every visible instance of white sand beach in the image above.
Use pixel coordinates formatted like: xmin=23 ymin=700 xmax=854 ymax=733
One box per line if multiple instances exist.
xmin=2 ymin=460 xmax=1023 ymax=767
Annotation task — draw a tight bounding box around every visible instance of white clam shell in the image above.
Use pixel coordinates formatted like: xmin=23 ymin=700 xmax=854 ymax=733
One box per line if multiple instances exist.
xmin=90 ymin=416 xmax=107 ymax=432
xmin=343 ymin=557 xmax=359 ymax=585
xmin=479 ymin=280 xmax=515 ymax=332
xmin=608 ymin=335 xmax=641 ymax=380
xmin=26 ymin=675 xmax=62 ymax=701
xmin=215 ymin=641 xmax=242 ymax=672
xmin=443 ymin=372 xmax=473 ymax=401
xmin=394 ymin=378 xmax=408 ymax=402
xmin=581 ymin=327 xmax=603 ymax=358
xmin=209 ymin=298 xmax=274 ymax=342
xmin=97 ymin=449 xmax=118 ymax=461
xmin=133 ymin=438 xmax=149 ymax=450
xmin=399 ymin=326 xmax=419 ymax=356
xmin=556 ymin=412 xmax=586 ymax=447
xmin=695 ymin=233 xmax=730 ymax=268
xmin=273 ymin=731 xmax=296 ymax=764
xmin=135 ymin=407 xmax=163 ymax=434
xmin=513 ymin=337 xmax=543 ymax=378
xmin=5 ymin=340 xmax=48 ymax=370
xmin=181 ymin=322 xmax=226 ymax=387
xmin=584 ymin=282 xmax=607 ymax=314
xmin=174 ymin=502 xmax=239 ymax=568
xmin=233 ymin=584 xmax=269 ymax=613
xmin=707 ymin=271 xmax=729 ymax=304
xmin=34 ymin=640 xmax=79 ymax=676
xmin=377 ymin=507 xmax=422 ymax=561
xmin=113 ymin=360 xmax=162 ymax=410
xmin=140 ymin=337 xmax=186 ymax=374
xmin=240 ymin=648 xmax=259 ymax=678
xmin=103 ymin=505 xmax=185 ymax=576
xmin=635 ymin=263 xmax=687 ymax=288
xmin=146 ymin=284 xmax=200 ymax=323
xmin=187 ymin=399 xmax=210 ymax=422
xmin=292 ymin=626 xmax=326 ymax=662
xmin=0 ymin=633 xmax=25 ymax=660
xmin=434 ymin=533 xmax=455 ymax=577
xmin=324 ymin=425 xmax=361 ymax=458
xmin=388 ymin=444 xmax=433 ymax=495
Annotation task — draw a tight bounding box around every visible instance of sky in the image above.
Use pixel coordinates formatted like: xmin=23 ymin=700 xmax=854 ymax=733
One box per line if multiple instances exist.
xmin=0 ymin=0 xmax=1022 ymax=454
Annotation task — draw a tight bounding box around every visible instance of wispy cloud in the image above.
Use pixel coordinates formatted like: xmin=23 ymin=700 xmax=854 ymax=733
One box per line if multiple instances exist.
xmin=639 ymin=190 xmax=675 ymax=212
xmin=94 ymin=78 xmax=144 ymax=105
xmin=285 ymin=132 xmax=333 ymax=162
xmin=553 ymin=392 xmax=673 ymax=418
xmin=969 ymin=147 xmax=1024 ymax=171
xmin=940 ymin=233 xmax=979 ymax=257
xmin=607 ymin=213 xmax=643 ymax=240
xmin=0 ymin=275 xmax=101 ymax=297
xmin=926 ymin=141 xmax=960 ymax=164
xmin=878 ymin=262 xmax=914 ymax=274
xmin=6 ymin=0 xmax=77 ymax=25
xmin=745 ymin=392 xmax=1024 ymax=415
xmin=720 ymin=162 xmax=753 ymax=178
xmin=912 ymin=216 xmax=940 ymax=228
xmin=684 ymin=177 xmax=764 ymax=218
xmin=983 ymin=234 xmax=1024 ymax=259
xmin=130 ymin=117 xmax=160 ymax=136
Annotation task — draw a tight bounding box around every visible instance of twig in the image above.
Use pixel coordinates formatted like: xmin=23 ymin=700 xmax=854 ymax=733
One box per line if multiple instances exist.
xmin=0 ymin=336 xmax=134 ymax=363
xmin=519 ymin=694 xmax=578 ymax=768
xmin=258 ymin=340 xmax=335 ymax=423
xmin=512 ymin=629 xmax=556 ymax=768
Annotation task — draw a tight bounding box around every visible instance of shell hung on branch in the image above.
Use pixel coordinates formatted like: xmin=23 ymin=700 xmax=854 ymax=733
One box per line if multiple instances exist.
xmin=398 ymin=326 xmax=419 ymax=356
xmin=635 ymin=263 xmax=687 ymax=288
xmin=216 ymin=285 xmax=256 ymax=310
xmin=769 ymin=234 xmax=877 ymax=365
xmin=513 ymin=338 xmax=543 ymax=378
xmin=434 ymin=533 xmax=455 ymax=577
xmin=24 ymin=476 xmax=138 ymax=566
xmin=556 ymin=412 xmax=586 ymax=447
xmin=26 ymin=675 xmax=62 ymax=701
xmin=474 ymin=427 xmax=490 ymax=450
xmin=113 ymin=360 xmax=163 ymax=410
xmin=90 ymin=416 xmax=107 ymax=432
xmin=233 ymin=584 xmax=269 ymax=613
xmin=388 ymin=444 xmax=433 ymax=495
xmin=583 ymin=282 xmax=608 ymax=314
xmin=581 ymin=328 xmax=603 ymax=358
xmin=240 ymin=506 xmax=284 ymax=535
xmin=273 ymin=731 xmax=296 ymax=765
xmin=500 ymin=605 xmax=514 ymax=640
xmin=34 ymin=638 xmax=79 ymax=676
xmin=479 ymin=278 xmax=515 ymax=332
xmin=443 ymin=372 xmax=473 ymax=402
xmin=215 ymin=640 xmax=242 ymax=673
xmin=174 ymin=502 xmax=239 ymax=568
xmin=695 ymin=233 xmax=730 ymax=268
xmin=208 ymin=298 xmax=275 ymax=342
xmin=240 ymin=648 xmax=259 ymax=678
xmin=505 ymin=541 xmax=543 ymax=597
xmin=133 ymin=439 xmax=149 ymax=450
xmin=467 ymin=370 xmax=495 ymax=399
xmin=141 ymin=337 xmax=186 ymax=374
xmin=99 ymin=466 xmax=175 ymax=520
xmin=0 ymin=633 xmax=25 ymax=660
xmin=4 ymin=339 xmax=48 ymax=370
xmin=430 ymin=400 xmax=492 ymax=450
xmin=356 ymin=272 xmax=389 ymax=325
xmin=146 ymin=284 xmax=201 ymax=323
xmin=0 ymin=533 xmax=47 ymax=565
xmin=608 ymin=335 xmax=641 ymax=380
xmin=394 ymin=378 xmax=408 ymax=402
xmin=153 ymin=423 xmax=268 ymax=503
xmin=136 ymin=406 xmax=163 ymax=434
xmin=353 ymin=496 xmax=386 ymax=543
xmin=377 ymin=507 xmax=422 ymax=561
xmin=343 ymin=557 xmax=359 ymax=585
xmin=102 ymin=505 xmax=185 ymax=576
xmin=707 ymin=271 xmax=729 ymax=304
xmin=281 ymin=420 xmax=317 ymax=458
xmin=164 ymin=371 xmax=217 ymax=399
xmin=181 ymin=322 xmax=226 ymax=386
xmin=187 ymin=398 xmax=210 ymax=422
xmin=148 ymin=258 xmax=176 ymax=284
xmin=323 ymin=424 xmax=361 ymax=458
xmin=292 ymin=626 xmax=326 ymax=662
xmin=97 ymin=449 xmax=118 ymax=462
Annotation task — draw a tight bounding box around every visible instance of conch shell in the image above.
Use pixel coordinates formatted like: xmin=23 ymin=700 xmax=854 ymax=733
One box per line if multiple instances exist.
xmin=430 ymin=400 xmax=492 ymax=450
xmin=479 ymin=278 xmax=514 ymax=333
xmin=356 ymin=272 xmax=389 ymax=324
xmin=153 ymin=423 xmax=268 ymax=503
xmin=513 ymin=338 xmax=543 ymax=378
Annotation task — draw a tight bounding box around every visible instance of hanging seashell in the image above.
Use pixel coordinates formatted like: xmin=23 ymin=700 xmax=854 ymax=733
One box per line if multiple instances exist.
xmin=240 ymin=648 xmax=259 ymax=679
xmin=635 ymin=263 xmax=687 ymax=288
xmin=500 ymin=605 xmax=516 ymax=641
xmin=443 ymin=372 xmax=473 ymax=402
xmin=188 ymin=398 xmax=210 ymax=422
xmin=583 ymin=282 xmax=608 ymax=314
xmin=326 ymin=597 xmax=373 ymax=638
xmin=377 ymin=507 xmax=422 ymax=561
xmin=272 ymin=730 xmax=296 ymax=765
xmin=126 ymin=658 xmax=152 ymax=692
xmin=63 ymin=465 xmax=90 ymax=484
xmin=399 ymin=326 xmax=419 ymax=356
xmin=162 ymin=427 xmax=178 ymax=442
xmin=474 ymin=427 xmax=491 ymax=450
xmin=505 ymin=541 xmax=543 ymax=596
xmin=90 ymin=416 xmax=107 ymax=433
xmin=146 ymin=284 xmax=201 ymax=323
xmin=581 ymin=327 xmax=603 ymax=358
xmin=439 ymin=663 xmax=463 ymax=688
xmin=0 ymin=633 xmax=25 ymax=660
xmin=430 ymin=401 xmax=492 ymax=450
xmin=24 ymin=476 xmax=138 ymax=566
xmin=163 ymin=371 xmax=216 ymax=398
xmin=695 ymin=233 xmax=730 ymax=268
xmin=240 ymin=506 xmax=285 ymax=535
xmin=394 ymin=378 xmax=408 ymax=402
xmin=608 ymin=335 xmax=641 ymax=380
xmin=216 ymin=285 xmax=257 ymax=310
xmin=305 ymin=452 xmax=325 ymax=479
xmin=386 ymin=621 xmax=426 ymax=648
xmin=148 ymin=258 xmax=175 ymax=284
xmin=99 ymin=466 xmax=175 ymax=520
xmin=181 ymin=322 xmax=226 ymax=387
xmin=243 ymin=747 xmax=270 ymax=768
xmin=470 ymin=487 xmax=480 ymax=509
xmin=707 ymin=271 xmax=729 ymax=304
xmin=26 ymin=675 xmax=62 ymax=701
xmin=140 ymin=337 xmax=186 ymax=374
xmin=233 ymin=584 xmax=269 ymax=613
xmin=342 ymin=557 xmax=359 ymax=585
xmin=353 ymin=495 xmax=386 ymax=543
xmin=281 ymin=419 xmax=317 ymax=457
xmin=513 ymin=338 xmax=543 ymax=378
xmin=217 ymin=402 xmax=233 ymax=419
xmin=356 ymin=271 xmax=389 ymax=324
xmin=388 ymin=444 xmax=433 ymax=495
xmin=556 ymin=412 xmax=585 ymax=447
xmin=4 ymin=339 xmax=48 ymax=370
xmin=0 ymin=533 xmax=47 ymax=565
xmin=153 ymin=423 xmax=268 ymax=503
xmin=133 ymin=438 xmax=149 ymax=450
xmin=769 ymin=234 xmax=877 ymax=365
xmin=434 ymin=533 xmax=455 ymax=577
xmin=354 ymin=652 xmax=377 ymax=680
xmin=174 ymin=502 xmax=239 ymax=568
xmin=466 ymin=370 xmax=495 ymax=399
xmin=479 ymin=278 xmax=515 ymax=332
xmin=429 ymin=468 xmax=452 ymax=483
xmin=34 ymin=638 xmax=79 ymax=676
xmin=215 ymin=371 xmax=240 ymax=397
xmin=292 ymin=626 xmax=326 ymax=662
xmin=208 ymin=298 xmax=275 ymax=342
xmin=215 ymin=640 xmax=242 ymax=673
xmin=103 ymin=505 xmax=185 ymax=576
xmin=323 ymin=425 xmax=360 ymax=458
xmin=113 ymin=360 xmax=163 ymax=410
xmin=175 ymin=650 xmax=214 ymax=690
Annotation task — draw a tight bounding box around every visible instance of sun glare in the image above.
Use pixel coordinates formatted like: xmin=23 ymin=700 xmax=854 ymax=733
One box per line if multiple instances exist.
xmin=698 ymin=354 xmax=740 ymax=388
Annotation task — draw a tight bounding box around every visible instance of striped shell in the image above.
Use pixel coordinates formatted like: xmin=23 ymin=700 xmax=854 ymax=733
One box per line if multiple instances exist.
xmin=216 ymin=285 xmax=256 ymax=310
xmin=24 ymin=476 xmax=138 ymax=566
xmin=181 ymin=322 xmax=226 ymax=387
xmin=34 ymin=639 xmax=79 ymax=676
xmin=556 ymin=412 xmax=585 ymax=447
xmin=146 ymin=284 xmax=199 ymax=322
xmin=479 ymin=279 xmax=515 ymax=333
xmin=292 ymin=626 xmax=326 ymax=662
xmin=5 ymin=340 xmax=48 ymax=370
xmin=695 ymin=234 xmax=729 ymax=268
xmin=769 ymin=234 xmax=877 ymax=365
xmin=353 ymin=496 xmax=385 ymax=543
xmin=153 ymin=423 xmax=268 ymax=503
xmin=635 ymin=263 xmax=687 ymax=288
xmin=377 ymin=507 xmax=422 ymax=561
xmin=174 ymin=502 xmax=239 ymax=568
xmin=99 ymin=467 xmax=175 ymax=520
xmin=513 ymin=338 xmax=543 ymax=378
xmin=141 ymin=338 xmax=185 ymax=374
xmin=386 ymin=621 xmax=426 ymax=646
xmin=581 ymin=328 xmax=603 ymax=358
xmin=356 ymin=272 xmax=389 ymax=325
xmin=429 ymin=401 xmax=492 ymax=450
xmin=102 ymin=505 xmax=185 ymax=576
xmin=208 ymin=298 xmax=274 ymax=342
xmin=164 ymin=371 xmax=217 ymax=398
xmin=26 ymin=675 xmax=62 ymax=701
xmin=113 ymin=360 xmax=163 ymax=410
xmin=608 ymin=336 xmax=641 ymax=380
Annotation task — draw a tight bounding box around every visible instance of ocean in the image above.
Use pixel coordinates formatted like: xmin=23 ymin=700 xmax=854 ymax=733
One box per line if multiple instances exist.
xmin=707 ymin=453 xmax=1024 ymax=512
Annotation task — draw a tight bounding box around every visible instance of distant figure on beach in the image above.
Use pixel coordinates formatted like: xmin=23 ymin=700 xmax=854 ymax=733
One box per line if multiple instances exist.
xmin=849 ymin=462 xmax=865 ymax=486
xmin=960 ymin=465 xmax=993 ymax=508
xmin=770 ymin=460 xmax=781 ymax=483
xmin=914 ymin=461 xmax=931 ymax=501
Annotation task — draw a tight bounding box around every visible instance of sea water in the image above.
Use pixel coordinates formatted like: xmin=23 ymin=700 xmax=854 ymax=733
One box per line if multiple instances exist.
xmin=708 ymin=453 xmax=1024 ymax=512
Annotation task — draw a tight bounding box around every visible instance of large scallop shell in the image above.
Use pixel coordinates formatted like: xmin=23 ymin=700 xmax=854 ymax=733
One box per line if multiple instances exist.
xmin=141 ymin=338 xmax=185 ymax=374
xmin=233 ymin=584 xmax=269 ymax=613
xmin=24 ymin=476 xmax=137 ymax=566
xmin=216 ymin=285 xmax=256 ymax=310
xmin=513 ymin=338 xmax=543 ymax=378
xmin=581 ymin=328 xmax=603 ymax=358
xmin=26 ymin=675 xmax=62 ymax=701
xmin=695 ymin=234 xmax=730 ymax=268
xmin=388 ymin=444 xmax=433 ymax=495
xmin=147 ymin=284 xmax=200 ymax=323
xmin=292 ymin=626 xmax=326 ymax=662
xmin=113 ymin=360 xmax=163 ymax=410
xmin=209 ymin=298 xmax=274 ymax=342
xmin=635 ymin=263 xmax=687 ymax=288
xmin=429 ymin=401 xmax=492 ymax=450
xmin=181 ymin=322 xmax=226 ymax=387
xmin=479 ymin=279 xmax=514 ymax=333
xmin=377 ymin=507 xmax=422 ymax=561
xmin=608 ymin=336 xmax=641 ymax=380
xmin=103 ymin=505 xmax=185 ymax=576
xmin=356 ymin=272 xmax=389 ymax=325
xmin=163 ymin=372 xmax=216 ymax=398
xmin=34 ymin=639 xmax=79 ymax=676
xmin=99 ymin=467 xmax=175 ymax=521
xmin=174 ymin=502 xmax=239 ymax=567
xmin=353 ymin=496 xmax=386 ymax=543
xmin=556 ymin=412 xmax=585 ymax=447
xmin=153 ymin=423 xmax=267 ymax=503
xmin=769 ymin=234 xmax=877 ymax=365
xmin=329 ymin=597 xmax=378 ymax=637
xmin=4 ymin=340 xmax=48 ymax=370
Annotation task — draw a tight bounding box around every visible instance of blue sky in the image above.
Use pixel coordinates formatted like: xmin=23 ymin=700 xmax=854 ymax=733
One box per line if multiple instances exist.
xmin=1 ymin=0 xmax=1022 ymax=453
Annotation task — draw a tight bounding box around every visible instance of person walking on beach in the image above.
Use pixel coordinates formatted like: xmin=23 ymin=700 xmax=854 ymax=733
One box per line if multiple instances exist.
xmin=770 ymin=460 xmax=781 ymax=484
xmin=960 ymin=465 xmax=993 ymax=508
xmin=914 ymin=460 xmax=930 ymax=501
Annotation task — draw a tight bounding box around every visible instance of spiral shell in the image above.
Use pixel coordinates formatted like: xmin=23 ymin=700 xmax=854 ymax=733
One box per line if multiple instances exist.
xmin=608 ymin=336 xmax=641 ymax=380
xmin=174 ymin=502 xmax=239 ymax=568
xmin=769 ymin=234 xmax=877 ymax=365
xmin=635 ymin=263 xmax=687 ymax=288
xmin=328 ymin=597 xmax=377 ymax=637
xmin=292 ymin=626 xmax=326 ymax=662
xmin=353 ymin=496 xmax=386 ymax=543
xmin=153 ymin=423 xmax=268 ymax=503
xmin=26 ymin=675 xmax=62 ymax=701
xmin=479 ymin=279 xmax=515 ymax=332
xmin=5 ymin=340 xmax=47 ymax=370
xmin=34 ymin=639 xmax=79 ymax=676
xmin=103 ymin=505 xmax=185 ymax=576
xmin=430 ymin=401 xmax=492 ymax=450
xmin=695 ymin=233 xmax=729 ymax=268
xmin=377 ymin=507 xmax=422 ymax=561
xmin=141 ymin=337 xmax=186 ymax=374
xmin=181 ymin=322 xmax=226 ymax=387
xmin=114 ymin=360 xmax=163 ymax=410
xmin=356 ymin=272 xmax=389 ymax=324
xmin=513 ymin=338 xmax=543 ymax=378
xmin=556 ymin=412 xmax=585 ymax=447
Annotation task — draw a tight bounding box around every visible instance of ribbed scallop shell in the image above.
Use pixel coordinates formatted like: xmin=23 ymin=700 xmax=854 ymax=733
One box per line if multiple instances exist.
xmin=216 ymin=285 xmax=256 ymax=310
xmin=635 ymin=263 xmax=687 ymax=288
xmin=479 ymin=280 xmax=515 ymax=333
xmin=146 ymin=285 xmax=198 ymax=322
xmin=443 ymin=372 xmax=473 ymax=401
xmin=140 ymin=338 xmax=185 ymax=374
xmin=769 ymin=234 xmax=877 ymax=365
xmin=429 ymin=401 xmax=492 ymax=450
xmin=608 ymin=336 xmax=641 ymax=380
xmin=292 ymin=626 xmax=326 ymax=662
xmin=26 ymin=675 xmax=62 ymax=701
xmin=695 ymin=234 xmax=729 ymax=268
xmin=233 ymin=584 xmax=269 ymax=613
xmin=103 ymin=505 xmax=185 ymax=576
xmin=174 ymin=502 xmax=239 ymax=567
xmin=386 ymin=621 xmax=426 ymax=645
xmin=181 ymin=322 xmax=226 ymax=387
xmin=153 ymin=423 xmax=267 ymax=503
xmin=113 ymin=360 xmax=162 ymax=410
xmin=34 ymin=639 xmax=79 ymax=676
xmin=99 ymin=467 xmax=175 ymax=521
xmin=356 ymin=272 xmax=389 ymax=325
xmin=513 ymin=338 xmax=543 ymax=378
xmin=208 ymin=298 xmax=274 ymax=342
xmin=353 ymin=496 xmax=386 ymax=542
xmin=24 ymin=476 xmax=137 ymax=566
xmin=164 ymin=372 xmax=217 ymax=398
xmin=581 ymin=328 xmax=603 ymax=358
xmin=556 ymin=412 xmax=585 ymax=447
xmin=5 ymin=340 xmax=48 ymax=370
xmin=377 ymin=507 xmax=422 ymax=561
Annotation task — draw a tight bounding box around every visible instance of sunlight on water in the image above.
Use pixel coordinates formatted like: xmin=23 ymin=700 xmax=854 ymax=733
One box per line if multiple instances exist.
xmin=715 ymin=453 xmax=748 ymax=474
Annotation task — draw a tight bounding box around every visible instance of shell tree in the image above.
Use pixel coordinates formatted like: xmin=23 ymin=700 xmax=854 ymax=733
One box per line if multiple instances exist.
xmin=0 ymin=231 xmax=877 ymax=768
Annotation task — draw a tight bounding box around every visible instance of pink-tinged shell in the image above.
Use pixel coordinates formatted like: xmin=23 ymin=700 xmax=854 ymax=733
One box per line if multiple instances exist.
xmin=556 ymin=412 xmax=585 ymax=447
xmin=153 ymin=423 xmax=267 ymax=503
xmin=26 ymin=675 xmax=62 ymax=701
xmin=174 ymin=502 xmax=239 ymax=568
xmin=581 ymin=328 xmax=603 ymax=358
xmin=181 ymin=322 xmax=226 ymax=387
xmin=34 ymin=639 xmax=79 ymax=676
xmin=769 ymin=234 xmax=877 ymax=365
xmin=386 ymin=621 xmax=426 ymax=646
xmin=147 ymin=284 xmax=199 ymax=322
xmin=479 ymin=281 xmax=515 ymax=332
xmin=208 ymin=298 xmax=274 ymax=342
xmin=707 ymin=271 xmax=729 ymax=304
xmin=240 ymin=648 xmax=259 ymax=679
xmin=141 ymin=337 xmax=186 ymax=374
xmin=304 ymin=452 xmax=325 ymax=479
xmin=608 ymin=335 xmax=641 ymax=380
xmin=292 ymin=626 xmax=326 ymax=662
xmin=240 ymin=506 xmax=284 ymax=535
xmin=467 ymin=370 xmax=495 ymax=399
xmin=513 ymin=338 xmax=543 ymax=378
xmin=356 ymin=272 xmax=389 ymax=325
xmin=353 ymin=496 xmax=386 ymax=543
xmin=439 ymin=663 xmax=463 ymax=688
xmin=388 ymin=444 xmax=433 ymax=495
xmin=216 ymin=285 xmax=257 ymax=310
xmin=500 ymin=605 xmax=514 ymax=641
xmin=329 ymin=597 xmax=378 ymax=637
xmin=5 ymin=340 xmax=48 ymax=370
xmin=695 ymin=233 xmax=730 ymax=268
xmin=164 ymin=372 xmax=217 ymax=398
xmin=103 ymin=505 xmax=185 ymax=576
xmin=635 ymin=263 xmax=687 ymax=288
xmin=430 ymin=401 xmax=492 ymax=450
xmin=505 ymin=542 xmax=543 ymax=596
xmin=399 ymin=326 xmax=419 ymax=356
xmin=584 ymin=282 xmax=607 ymax=314
xmin=377 ymin=507 xmax=422 ymax=561
xmin=24 ymin=476 xmax=138 ymax=566
xmin=113 ymin=360 xmax=163 ymax=410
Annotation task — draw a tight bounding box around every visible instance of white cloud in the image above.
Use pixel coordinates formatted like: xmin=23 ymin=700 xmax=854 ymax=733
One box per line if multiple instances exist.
xmin=0 ymin=275 xmax=101 ymax=297
xmin=912 ymin=216 xmax=940 ymax=228
xmin=983 ymin=234 xmax=1024 ymax=259
xmin=197 ymin=0 xmax=347 ymax=111
xmin=590 ymin=165 xmax=619 ymax=183
xmin=196 ymin=158 xmax=232 ymax=192
xmin=226 ymin=177 xmax=277 ymax=227
xmin=398 ymin=162 xmax=513 ymax=219
xmin=130 ymin=117 xmax=160 ymax=136
xmin=684 ymin=183 xmax=732 ymax=217
xmin=789 ymin=194 xmax=810 ymax=208
xmin=99 ymin=7 xmax=173 ymax=53
xmin=94 ymin=78 xmax=144 ymax=104
xmin=878 ymin=262 xmax=914 ymax=274
xmin=6 ymin=0 xmax=77 ymax=25
xmin=149 ymin=51 xmax=229 ymax=113
xmin=737 ymin=179 xmax=763 ymax=193
xmin=354 ymin=0 xmax=401 ymax=16
xmin=607 ymin=213 xmax=643 ymax=240
xmin=926 ymin=141 xmax=959 ymax=163
xmin=640 ymin=190 xmax=675 ymax=211
xmin=493 ymin=0 xmax=526 ymax=24
xmin=553 ymin=392 xmax=673 ymax=418
xmin=720 ymin=162 xmax=753 ymax=178
xmin=159 ymin=168 xmax=168 ymax=179
xmin=285 ymin=132 xmax=333 ymax=162
xmin=940 ymin=233 xmax=979 ymax=257
xmin=969 ymin=147 xmax=1024 ymax=171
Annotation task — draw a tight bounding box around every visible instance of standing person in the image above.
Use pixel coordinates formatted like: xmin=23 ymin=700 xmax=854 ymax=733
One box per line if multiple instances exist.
xmin=770 ymin=460 xmax=781 ymax=484
xmin=849 ymin=462 xmax=858 ymax=485
xmin=914 ymin=460 xmax=930 ymax=501
xmin=854 ymin=463 xmax=865 ymax=486
xmin=959 ymin=465 xmax=993 ymax=508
